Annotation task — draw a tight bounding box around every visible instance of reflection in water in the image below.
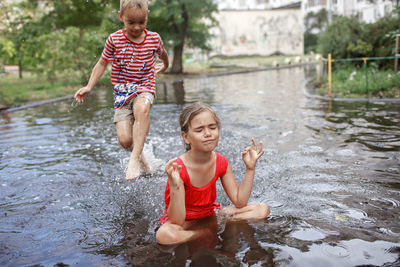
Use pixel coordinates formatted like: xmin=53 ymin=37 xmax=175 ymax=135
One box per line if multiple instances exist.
xmin=0 ymin=66 xmax=399 ymax=266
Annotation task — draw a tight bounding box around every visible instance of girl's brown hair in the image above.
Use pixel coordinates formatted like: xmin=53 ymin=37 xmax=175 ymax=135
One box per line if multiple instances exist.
xmin=179 ymin=102 xmax=221 ymax=151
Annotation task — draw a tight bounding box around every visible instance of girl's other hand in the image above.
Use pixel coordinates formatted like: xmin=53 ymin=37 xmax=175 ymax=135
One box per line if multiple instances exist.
xmin=165 ymin=158 xmax=183 ymax=188
xmin=242 ymin=138 xmax=264 ymax=170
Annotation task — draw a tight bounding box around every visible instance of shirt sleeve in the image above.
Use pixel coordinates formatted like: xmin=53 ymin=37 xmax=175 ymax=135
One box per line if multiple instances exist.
xmin=155 ymin=34 xmax=165 ymax=58
xmin=101 ymin=34 xmax=115 ymax=62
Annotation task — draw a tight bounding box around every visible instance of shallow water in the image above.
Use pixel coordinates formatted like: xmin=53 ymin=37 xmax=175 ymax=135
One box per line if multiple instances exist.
xmin=1 ymin=66 xmax=399 ymax=266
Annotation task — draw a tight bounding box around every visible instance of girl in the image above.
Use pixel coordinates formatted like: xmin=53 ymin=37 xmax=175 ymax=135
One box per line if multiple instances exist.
xmin=156 ymin=102 xmax=270 ymax=245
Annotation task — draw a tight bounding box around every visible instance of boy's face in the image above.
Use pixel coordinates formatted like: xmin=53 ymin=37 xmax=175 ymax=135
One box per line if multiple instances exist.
xmin=119 ymin=7 xmax=148 ymax=40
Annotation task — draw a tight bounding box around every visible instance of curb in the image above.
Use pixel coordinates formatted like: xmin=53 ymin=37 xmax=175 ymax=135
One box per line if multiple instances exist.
xmin=2 ymin=95 xmax=74 ymax=113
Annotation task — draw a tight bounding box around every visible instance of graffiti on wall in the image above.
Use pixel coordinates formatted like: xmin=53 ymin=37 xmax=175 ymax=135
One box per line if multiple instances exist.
xmin=210 ymin=10 xmax=304 ymax=56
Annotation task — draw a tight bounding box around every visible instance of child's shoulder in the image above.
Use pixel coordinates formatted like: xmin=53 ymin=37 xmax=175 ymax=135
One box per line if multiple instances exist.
xmin=109 ymin=29 xmax=124 ymax=37
xmin=215 ymin=152 xmax=229 ymax=167
xmin=105 ymin=29 xmax=125 ymax=42
xmin=215 ymin=152 xmax=227 ymax=160
xmin=146 ymin=30 xmax=162 ymax=39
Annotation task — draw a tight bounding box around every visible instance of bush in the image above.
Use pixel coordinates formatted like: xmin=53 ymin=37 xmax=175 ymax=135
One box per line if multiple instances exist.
xmin=317 ymin=16 xmax=367 ymax=60
xmin=318 ymin=66 xmax=400 ymax=97
xmin=364 ymin=16 xmax=400 ymax=68
xmin=317 ymin=11 xmax=400 ymax=70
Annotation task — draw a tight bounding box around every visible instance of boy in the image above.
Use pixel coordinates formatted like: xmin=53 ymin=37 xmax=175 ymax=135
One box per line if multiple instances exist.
xmin=74 ymin=0 xmax=169 ymax=180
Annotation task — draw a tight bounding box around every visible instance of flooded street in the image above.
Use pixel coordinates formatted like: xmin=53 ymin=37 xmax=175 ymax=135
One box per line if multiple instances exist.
xmin=1 ymin=66 xmax=399 ymax=266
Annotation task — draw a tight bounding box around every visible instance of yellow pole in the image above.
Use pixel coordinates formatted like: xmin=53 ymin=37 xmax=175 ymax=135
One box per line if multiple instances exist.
xmin=395 ymin=34 xmax=399 ymax=73
xmin=328 ymin=54 xmax=332 ymax=97
xmin=317 ymin=57 xmax=321 ymax=83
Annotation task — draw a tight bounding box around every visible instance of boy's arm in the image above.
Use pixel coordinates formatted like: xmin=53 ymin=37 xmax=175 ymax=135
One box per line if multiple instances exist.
xmin=155 ymin=48 xmax=169 ymax=74
xmin=221 ymin=139 xmax=264 ymax=208
xmin=165 ymin=158 xmax=186 ymax=225
xmin=74 ymin=58 xmax=109 ymax=103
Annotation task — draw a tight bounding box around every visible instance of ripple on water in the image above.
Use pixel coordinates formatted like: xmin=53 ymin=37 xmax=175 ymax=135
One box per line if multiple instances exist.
xmin=335 ymin=149 xmax=356 ymax=157
xmin=322 ymin=243 xmax=351 ymax=258
xmin=368 ymin=197 xmax=400 ymax=208
xmin=291 ymin=227 xmax=327 ymax=242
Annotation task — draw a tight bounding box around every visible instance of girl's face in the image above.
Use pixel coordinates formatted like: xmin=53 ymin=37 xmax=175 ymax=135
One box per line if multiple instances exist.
xmin=119 ymin=7 xmax=148 ymax=41
xmin=182 ymin=110 xmax=220 ymax=152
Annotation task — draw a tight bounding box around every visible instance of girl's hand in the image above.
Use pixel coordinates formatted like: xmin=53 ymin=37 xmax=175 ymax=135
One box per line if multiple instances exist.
xmin=242 ymin=138 xmax=264 ymax=170
xmin=165 ymin=158 xmax=183 ymax=188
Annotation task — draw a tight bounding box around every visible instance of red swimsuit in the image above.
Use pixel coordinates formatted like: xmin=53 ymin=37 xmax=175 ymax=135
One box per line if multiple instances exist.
xmin=160 ymin=152 xmax=228 ymax=224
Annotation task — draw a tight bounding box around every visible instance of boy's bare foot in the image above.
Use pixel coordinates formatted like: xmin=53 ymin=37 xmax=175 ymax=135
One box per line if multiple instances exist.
xmin=140 ymin=155 xmax=151 ymax=173
xmin=126 ymin=158 xmax=140 ymax=181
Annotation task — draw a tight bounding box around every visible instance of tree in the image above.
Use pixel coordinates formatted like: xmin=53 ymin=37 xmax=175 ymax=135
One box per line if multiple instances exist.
xmin=0 ymin=0 xmax=46 ymax=79
xmin=148 ymin=0 xmax=218 ymax=74
xmin=41 ymin=0 xmax=108 ymax=29
xmin=364 ymin=7 xmax=400 ymax=68
xmin=304 ymin=9 xmax=329 ymax=54
xmin=317 ymin=16 xmax=367 ymax=60
xmin=0 ymin=0 xmax=114 ymax=81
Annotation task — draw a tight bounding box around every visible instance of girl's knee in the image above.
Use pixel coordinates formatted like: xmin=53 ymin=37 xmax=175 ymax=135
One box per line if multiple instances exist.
xmin=254 ymin=203 xmax=270 ymax=219
xmin=156 ymin=225 xmax=180 ymax=245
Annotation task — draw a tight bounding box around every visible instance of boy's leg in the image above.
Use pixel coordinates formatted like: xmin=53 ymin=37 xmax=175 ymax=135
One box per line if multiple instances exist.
xmin=114 ymin=95 xmax=151 ymax=179
xmin=115 ymin=120 xmax=133 ymax=150
xmin=115 ymin=120 xmax=149 ymax=166
xmin=126 ymin=94 xmax=152 ymax=180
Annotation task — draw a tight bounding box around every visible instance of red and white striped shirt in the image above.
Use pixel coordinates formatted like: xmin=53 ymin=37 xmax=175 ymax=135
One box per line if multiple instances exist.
xmin=101 ymin=29 xmax=165 ymax=108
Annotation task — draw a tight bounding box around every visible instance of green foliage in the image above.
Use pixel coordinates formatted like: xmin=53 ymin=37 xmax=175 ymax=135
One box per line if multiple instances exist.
xmin=304 ymin=9 xmax=329 ymax=54
xmin=317 ymin=10 xmax=400 ymax=69
xmin=0 ymin=39 xmax=15 ymax=60
xmin=148 ymin=0 xmax=218 ymax=73
xmin=149 ymin=0 xmax=217 ymax=48
xmin=28 ymin=27 xmax=107 ymax=83
xmin=364 ymin=15 xmax=400 ymax=68
xmin=1 ymin=0 xmax=219 ymax=77
xmin=346 ymin=40 xmax=373 ymax=56
xmin=317 ymin=16 xmax=367 ymax=59
xmin=41 ymin=0 xmax=108 ymax=29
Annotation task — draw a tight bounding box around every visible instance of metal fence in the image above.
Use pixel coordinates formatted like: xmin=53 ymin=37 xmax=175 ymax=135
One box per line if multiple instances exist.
xmin=317 ymin=34 xmax=400 ymax=97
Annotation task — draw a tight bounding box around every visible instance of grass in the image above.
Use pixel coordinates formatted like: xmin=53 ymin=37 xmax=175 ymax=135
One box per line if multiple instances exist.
xmin=0 ymin=54 xmax=316 ymax=108
xmin=0 ymin=71 xmax=110 ymax=107
xmin=315 ymin=66 xmax=400 ymax=98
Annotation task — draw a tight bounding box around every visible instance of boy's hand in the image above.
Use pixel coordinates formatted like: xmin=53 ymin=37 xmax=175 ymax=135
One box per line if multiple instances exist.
xmin=74 ymin=86 xmax=91 ymax=103
xmin=165 ymin=158 xmax=183 ymax=188
xmin=242 ymin=138 xmax=264 ymax=170
xmin=155 ymin=63 xmax=167 ymax=75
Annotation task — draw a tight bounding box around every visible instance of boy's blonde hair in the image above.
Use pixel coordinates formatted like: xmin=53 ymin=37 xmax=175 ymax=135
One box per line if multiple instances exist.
xmin=120 ymin=0 xmax=149 ymax=14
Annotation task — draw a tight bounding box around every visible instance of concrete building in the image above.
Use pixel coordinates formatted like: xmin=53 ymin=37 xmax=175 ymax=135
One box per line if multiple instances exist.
xmin=214 ymin=0 xmax=399 ymax=23
xmin=303 ymin=0 xmax=398 ymax=23
xmin=216 ymin=0 xmax=298 ymax=10
xmin=209 ymin=8 xmax=304 ymax=56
